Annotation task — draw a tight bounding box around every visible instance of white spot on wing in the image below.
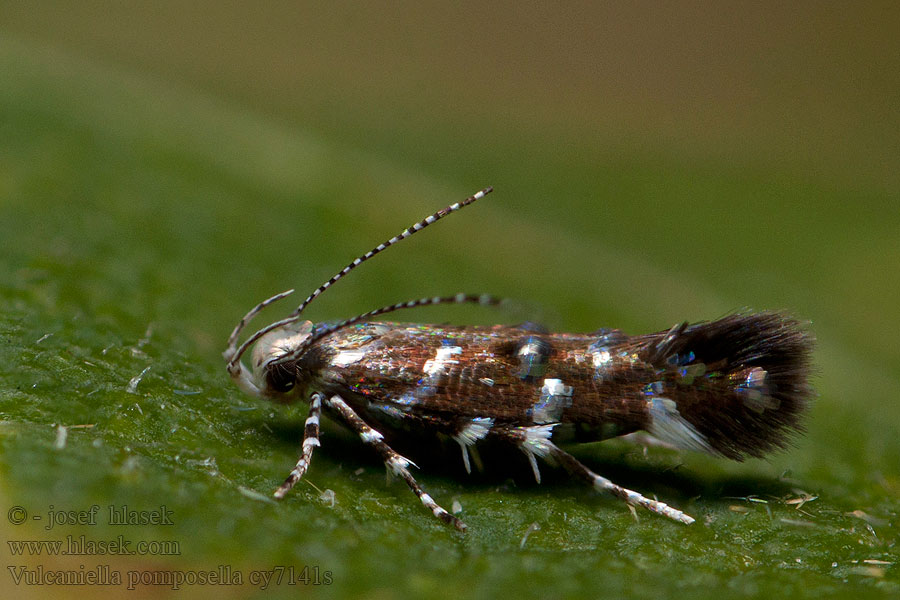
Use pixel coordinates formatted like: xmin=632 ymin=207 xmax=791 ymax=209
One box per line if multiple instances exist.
xmin=647 ymin=397 xmax=716 ymax=454
xmin=422 ymin=346 xmax=462 ymax=376
xmin=592 ymin=349 xmax=612 ymax=367
xmin=331 ymin=348 xmax=367 ymax=366
xmin=532 ymin=378 xmax=573 ymax=423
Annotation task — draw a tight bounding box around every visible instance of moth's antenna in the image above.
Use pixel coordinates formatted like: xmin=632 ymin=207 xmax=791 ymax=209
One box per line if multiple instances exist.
xmin=278 ymin=294 xmax=504 ymax=364
xmin=291 ymin=186 xmax=493 ymax=318
xmin=225 ymin=289 xmax=295 ymax=360
xmin=226 ymin=187 xmax=493 ymax=372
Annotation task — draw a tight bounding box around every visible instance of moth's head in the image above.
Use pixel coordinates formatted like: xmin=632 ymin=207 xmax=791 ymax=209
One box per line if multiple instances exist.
xmin=227 ymin=319 xmax=314 ymax=400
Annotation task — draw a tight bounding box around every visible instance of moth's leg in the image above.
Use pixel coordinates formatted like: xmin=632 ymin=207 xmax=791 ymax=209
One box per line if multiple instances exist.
xmin=273 ymin=392 xmax=323 ymax=499
xmin=325 ymin=394 xmax=466 ymax=532
xmin=489 ymin=424 xmax=557 ymax=484
xmin=451 ymin=417 xmax=494 ymax=475
xmin=366 ymin=406 xmax=493 ymax=475
xmin=546 ymin=443 xmax=695 ymax=525
xmin=491 ymin=424 xmax=695 ymax=524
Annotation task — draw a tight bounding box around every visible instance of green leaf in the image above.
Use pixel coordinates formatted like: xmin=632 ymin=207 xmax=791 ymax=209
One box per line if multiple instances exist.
xmin=1 ymin=29 xmax=897 ymax=600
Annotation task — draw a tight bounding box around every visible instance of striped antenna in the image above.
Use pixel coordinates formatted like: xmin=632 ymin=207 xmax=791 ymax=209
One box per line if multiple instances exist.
xmin=277 ymin=294 xmax=504 ymax=365
xmin=290 ymin=187 xmax=493 ymax=317
xmin=225 ymin=289 xmax=295 ymax=360
xmin=226 ymin=187 xmax=493 ymax=371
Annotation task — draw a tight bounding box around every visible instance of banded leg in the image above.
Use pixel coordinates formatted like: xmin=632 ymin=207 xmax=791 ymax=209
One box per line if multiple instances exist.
xmin=274 ymin=392 xmax=323 ymax=499
xmin=325 ymin=395 xmax=466 ymax=531
xmin=492 ymin=424 xmax=694 ymax=524
xmin=546 ymin=443 xmax=695 ymax=525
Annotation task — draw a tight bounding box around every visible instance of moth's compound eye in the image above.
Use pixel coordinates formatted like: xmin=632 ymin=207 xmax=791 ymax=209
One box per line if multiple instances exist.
xmin=250 ymin=320 xmax=314 ymax=395
xmin=265 ymin=364 xmax=296 ymax=394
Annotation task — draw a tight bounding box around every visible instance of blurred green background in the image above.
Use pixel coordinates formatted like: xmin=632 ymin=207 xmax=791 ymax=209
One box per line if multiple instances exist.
xmin=1 ymin=3 xmax=898 ymax=599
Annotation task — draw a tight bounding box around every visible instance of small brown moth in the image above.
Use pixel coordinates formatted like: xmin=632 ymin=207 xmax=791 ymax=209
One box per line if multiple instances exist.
xmin=224 ymin=188 xmax=813 ymax=530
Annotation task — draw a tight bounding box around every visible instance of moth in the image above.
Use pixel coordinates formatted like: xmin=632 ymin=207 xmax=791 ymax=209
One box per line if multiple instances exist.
xmin=224 ymin=188 xmax=813 ymax=531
